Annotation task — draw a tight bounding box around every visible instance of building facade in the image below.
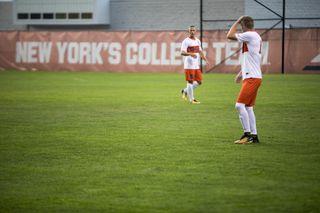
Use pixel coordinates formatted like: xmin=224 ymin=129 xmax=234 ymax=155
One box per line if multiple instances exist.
xmin=0 ymin=0 xmax=319 ymax=31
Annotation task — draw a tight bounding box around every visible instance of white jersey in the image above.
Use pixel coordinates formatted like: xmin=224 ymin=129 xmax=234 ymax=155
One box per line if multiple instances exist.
xmin=236 ymin=31 xmax=262 ymax=80
xmin=181 ymin=37 xmax=202 ymax=69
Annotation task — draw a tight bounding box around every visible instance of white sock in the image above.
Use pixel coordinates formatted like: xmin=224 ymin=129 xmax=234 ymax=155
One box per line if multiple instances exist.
xmin=184 ymin=82 xmax=200 ymax=94
xmin=246 ymin=106 xmax=257 ymax=135
xmin=193 ymin=81 xmax=199 ymax=89
xmin=187 ymin=83 xmax=194 ymax=102
xmin=235 ymin=103 xmax=251 ymax=133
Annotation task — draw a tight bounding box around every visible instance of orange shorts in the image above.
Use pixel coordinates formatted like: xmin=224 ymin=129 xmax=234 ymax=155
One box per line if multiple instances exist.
xmin=185 ymin=69 xmax=202 ymax=81
xmin=237 ymin=78 xmax=262 ymax=107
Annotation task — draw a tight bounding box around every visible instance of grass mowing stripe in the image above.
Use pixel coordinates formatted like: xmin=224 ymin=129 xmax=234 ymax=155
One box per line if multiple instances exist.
xmin=0 ymin=70 xmax=319 ymax=212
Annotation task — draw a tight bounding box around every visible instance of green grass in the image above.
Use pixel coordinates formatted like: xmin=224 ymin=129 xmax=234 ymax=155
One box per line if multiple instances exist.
xmin=0 ymin=70 xmax=319 ymax=213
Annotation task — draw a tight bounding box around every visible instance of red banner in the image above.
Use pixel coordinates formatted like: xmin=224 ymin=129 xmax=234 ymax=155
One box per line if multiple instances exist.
xmin=0 ymin=29 xmax=319 ymax=74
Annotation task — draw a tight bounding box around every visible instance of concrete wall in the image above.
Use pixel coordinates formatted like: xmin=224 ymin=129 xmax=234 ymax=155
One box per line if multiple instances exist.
xmin=0 ymin=2 xmax=27 ymax=30
xmin=0 ymin=0 xmax=319 ymax=31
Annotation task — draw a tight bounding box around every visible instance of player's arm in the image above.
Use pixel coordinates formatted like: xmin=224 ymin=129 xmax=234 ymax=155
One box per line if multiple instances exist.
xmin=227 ymin=16 xmax=245 ymax=40
xmin=235 ymin=70 xmax=242 ymax=83
xmin=181 ymin=50 xmax=197 ymax=59
xmin=199 ymin=51 xmax=210 ymax=66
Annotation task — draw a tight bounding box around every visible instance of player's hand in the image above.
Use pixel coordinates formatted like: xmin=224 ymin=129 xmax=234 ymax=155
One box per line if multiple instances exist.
xmin=235 ymin=71 xmax=242 ymax=83
xmin=235 ymin=76 xmax=242 ymax=83
xmin=237 ymin=15 xmax=245 ymax=24
xmin=205 ymin=60 xmax=210 ymax=66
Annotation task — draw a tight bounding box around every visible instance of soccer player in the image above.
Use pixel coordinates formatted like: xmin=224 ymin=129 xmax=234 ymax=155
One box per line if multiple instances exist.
xmin=180 ymin=25 xmax=210 ymax=104
xmin=227 ymin=16 xmax=262 ymax=144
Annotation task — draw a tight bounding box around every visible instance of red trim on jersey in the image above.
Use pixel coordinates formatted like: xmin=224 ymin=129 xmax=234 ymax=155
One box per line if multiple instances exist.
xmin=188 ymin=37 xmax=196 ymax=40
xmin=259 ymin=40 xmax=262 ymax=54
xmin=242 ymin=42 xmax=248 ymax=53
xmin=187 ymin=46 xmax=200 ymax=53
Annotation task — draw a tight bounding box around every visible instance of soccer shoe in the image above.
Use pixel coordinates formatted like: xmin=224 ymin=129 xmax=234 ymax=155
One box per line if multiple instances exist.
xmin=191 ymin=99 xmax=200 ymax=104
xmin=251 ymin=135 xmax=260 ymax=143
xmin=181 ymin=89 xmax=187 ymax=101
xmin=234 ymin=135 xmax=253 ymax=144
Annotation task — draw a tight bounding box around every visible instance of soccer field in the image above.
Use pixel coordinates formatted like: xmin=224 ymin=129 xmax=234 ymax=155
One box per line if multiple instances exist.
xmin=0 ymin=70 xmax=319 ymax=212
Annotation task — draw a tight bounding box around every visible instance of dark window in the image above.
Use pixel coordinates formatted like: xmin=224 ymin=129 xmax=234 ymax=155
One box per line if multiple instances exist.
xmin=18 ymin=13 xmax=28 ymax=19
xmin=81 ymin=13 xmax=93 ymax=19
xmin=69 ymin=13 xmax=79 ymax=19
xmin=43 ymin=13 xmax=54 ymax=19
xmin=56 ymin=13 xmax=66 ymax=19
xmin=30 ymin=13 xmax=41 ymax=19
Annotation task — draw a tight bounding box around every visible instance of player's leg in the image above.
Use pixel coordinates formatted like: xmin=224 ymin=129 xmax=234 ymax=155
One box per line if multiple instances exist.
xmin=235 ymin=102 xmax=252 ymax=144
xmin=234 ymin=80 xmax=252 ymax=144
xmin=193 ymin=80 xmax=202 ymax=89
xmin=181 ymin=88 xmax=188 ymax=101
xmin=182 ymin=69 xmax=200 ymax=103
xmin=245 ymin=79 xmax=261 ymax=143
xmin=246 ymin=106 xmax=259 ymax=143
xmin=182 ymin=81 xmax=201 ymax=101
xmin=185 ymin=80 xmax=202 ymax=103
xmin=181 ymin=69 xmax=193 ymax=101
xmin=235 ymin=103 xmax=251 ymax=133
xmin=246 ymin=106 xmax=256 ymax=134
xmin=181 ymin=81 xmax=197 ymax=102
xmin=181 ymin=70 xmax=189 ymax=101
xmin=187 ymin=80 xmax=194 ymax=102
xmin=190 ymin=69 xmax=202 ymax=103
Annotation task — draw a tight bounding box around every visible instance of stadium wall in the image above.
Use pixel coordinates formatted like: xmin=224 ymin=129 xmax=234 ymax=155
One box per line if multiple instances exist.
xmin=0 ymin=29 xmax=319 ymax=74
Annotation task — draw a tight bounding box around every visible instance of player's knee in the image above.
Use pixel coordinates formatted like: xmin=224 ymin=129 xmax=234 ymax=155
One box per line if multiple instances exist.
xmin=197 ymin=81 xmax=202 ymax=85
xmin=235 ymin=103 xmax=246 ymax=113
xmin=246 ymin=106 xmax=253 ymax=113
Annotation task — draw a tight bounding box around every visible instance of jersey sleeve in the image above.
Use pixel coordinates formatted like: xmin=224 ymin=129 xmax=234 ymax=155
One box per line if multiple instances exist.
xmin=181 ymin=39 xmax=188 ymax=52
xmin=235 ymin=32 xmax=252 ymax=43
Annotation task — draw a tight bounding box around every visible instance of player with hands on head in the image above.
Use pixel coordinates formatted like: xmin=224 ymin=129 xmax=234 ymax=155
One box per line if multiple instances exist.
xmin=227 ymin=15 xmax=262 ymax=144
xmin=180 ymin=25 xmax=210 ymax=104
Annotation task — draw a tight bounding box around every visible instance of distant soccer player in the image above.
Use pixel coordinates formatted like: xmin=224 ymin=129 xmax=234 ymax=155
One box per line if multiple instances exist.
xmin=227 ymin=16 xmax=262 ymax=144
xmin=180 ymin=25 xmax=210 ymax=104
